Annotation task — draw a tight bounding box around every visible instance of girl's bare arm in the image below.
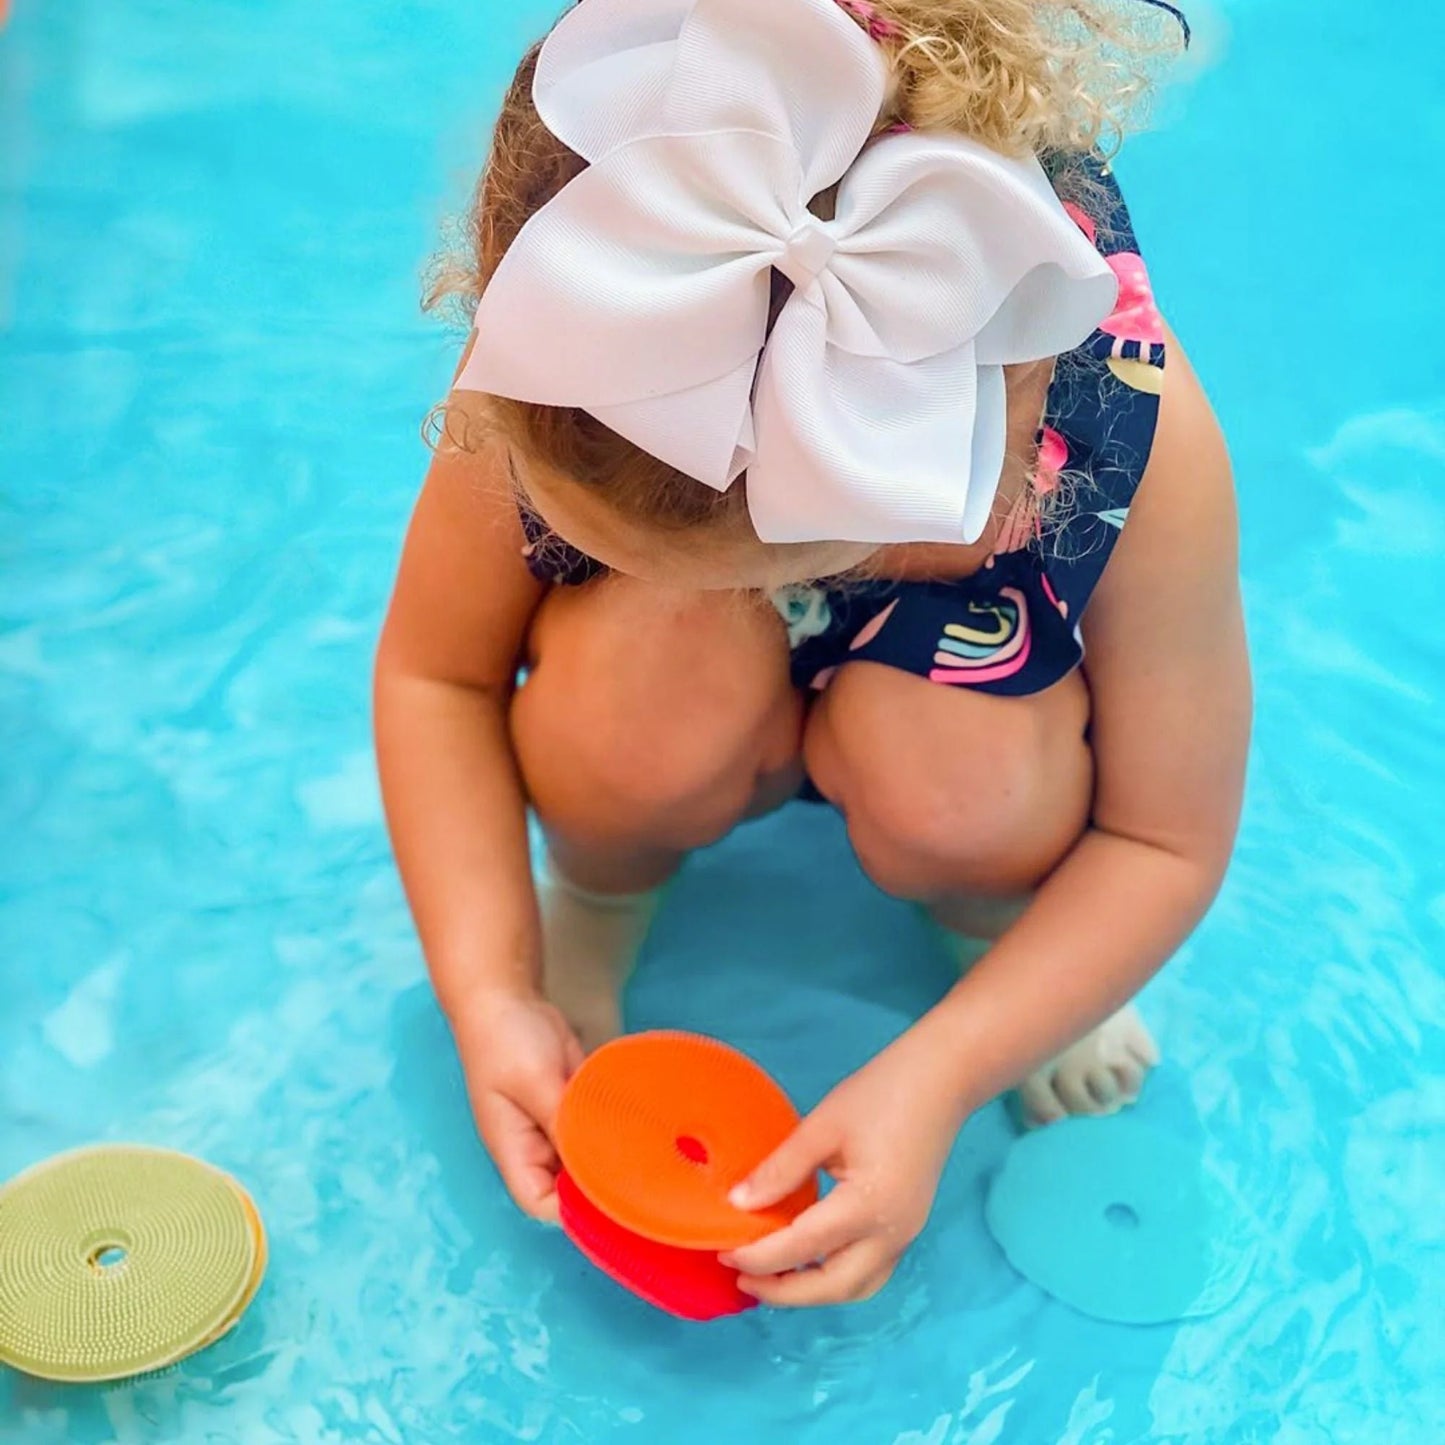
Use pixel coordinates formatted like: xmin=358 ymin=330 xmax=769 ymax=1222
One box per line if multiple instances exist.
xmin=374 ymin=438 xmax=545 ymax=1021
xmin=925 ymin=327 xmax=1252 ymax=1104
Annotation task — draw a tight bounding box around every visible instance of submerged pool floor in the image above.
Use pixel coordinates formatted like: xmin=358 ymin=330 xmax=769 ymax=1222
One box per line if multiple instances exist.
xmin=2 ymin=1 xmax=1442 ymax=1441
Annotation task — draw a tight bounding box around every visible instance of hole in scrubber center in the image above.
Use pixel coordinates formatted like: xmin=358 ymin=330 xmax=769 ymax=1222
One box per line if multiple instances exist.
xmin=675 ymin=1135 xmax=709 ymax=1166
xmin=89 ymin=1244 xmax=128 ymax=1270
xmin=1104 ymin=1203 xmax=1140 ymax=1230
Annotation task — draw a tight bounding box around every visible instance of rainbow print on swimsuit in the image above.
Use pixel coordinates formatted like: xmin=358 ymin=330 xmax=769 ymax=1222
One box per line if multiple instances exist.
xmin=929 ymin=588 xmax=1032 ymax=685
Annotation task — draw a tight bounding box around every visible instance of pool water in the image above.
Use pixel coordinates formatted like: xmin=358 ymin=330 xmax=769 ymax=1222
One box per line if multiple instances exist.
xmin=2 ymin=1 xmax=1442 ymax=1441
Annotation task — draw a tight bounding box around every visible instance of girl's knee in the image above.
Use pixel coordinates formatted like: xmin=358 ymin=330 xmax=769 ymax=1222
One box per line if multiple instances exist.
xmin=514 ymin=583 xmax=801 ymax=850
xmin=516 ymin=683 xmax=771 ymax=849
xmin=805 ymin=664 xmax=1091 ymax=899
xmin=842 ymin=743 xmax=1065 ymax=899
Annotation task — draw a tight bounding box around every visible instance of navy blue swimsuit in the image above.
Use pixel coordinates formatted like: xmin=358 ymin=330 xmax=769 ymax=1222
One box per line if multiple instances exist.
xmin=520 ymin=162 xmax=1165 ymax=700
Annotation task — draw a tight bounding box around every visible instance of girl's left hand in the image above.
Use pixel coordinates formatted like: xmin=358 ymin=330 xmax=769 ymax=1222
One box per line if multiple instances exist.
xmin=720 ymin=1030 xmax=966 ymax=1307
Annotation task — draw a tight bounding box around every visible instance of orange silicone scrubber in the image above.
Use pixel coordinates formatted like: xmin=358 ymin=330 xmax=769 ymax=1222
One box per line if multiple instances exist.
xmin=554 ymin=1032 xmax=817 ymax=1253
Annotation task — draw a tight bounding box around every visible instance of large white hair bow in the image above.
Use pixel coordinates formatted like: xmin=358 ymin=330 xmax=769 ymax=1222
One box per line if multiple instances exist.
xmin=457 ymin=0 xmax=1119 ymax=545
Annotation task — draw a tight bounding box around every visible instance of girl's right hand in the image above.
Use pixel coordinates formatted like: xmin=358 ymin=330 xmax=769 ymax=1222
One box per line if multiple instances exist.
xmin=451 ymin=990 xmax=585 ymax=1223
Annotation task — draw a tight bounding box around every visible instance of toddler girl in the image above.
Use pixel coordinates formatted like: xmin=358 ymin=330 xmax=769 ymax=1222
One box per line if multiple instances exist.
xmin=374 ymin=0 xmax=1249 ymax=1308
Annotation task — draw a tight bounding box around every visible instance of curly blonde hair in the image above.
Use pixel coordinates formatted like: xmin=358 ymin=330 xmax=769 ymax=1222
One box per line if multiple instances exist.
xmin=865 ymin=0 xmax=1183 ymax=153
xmin=427 ymin=0 xmax=1185 ymax=534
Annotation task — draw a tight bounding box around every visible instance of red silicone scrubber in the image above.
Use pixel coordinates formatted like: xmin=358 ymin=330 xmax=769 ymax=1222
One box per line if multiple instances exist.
xmin=557 ymin=1170 xmax=756 ymax=1322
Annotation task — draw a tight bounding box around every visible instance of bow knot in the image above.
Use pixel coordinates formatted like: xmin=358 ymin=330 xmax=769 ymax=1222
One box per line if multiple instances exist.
xmin=777 ymin=216 xmax=838 ymax=293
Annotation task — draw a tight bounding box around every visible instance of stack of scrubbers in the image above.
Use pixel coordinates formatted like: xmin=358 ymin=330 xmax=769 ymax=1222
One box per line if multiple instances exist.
xmin=554 ymin=1031 xmax=816 ymax=1321
xmin=0 ymin=1145 xmax=266 ymax=1383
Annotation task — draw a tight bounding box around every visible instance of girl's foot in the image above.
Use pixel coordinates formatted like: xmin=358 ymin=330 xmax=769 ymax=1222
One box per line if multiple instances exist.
xmin=935 ymin=923 xmax=1160 ymax=1127
xmin=1017 ymin=1004 xmax=1160 ymax=1126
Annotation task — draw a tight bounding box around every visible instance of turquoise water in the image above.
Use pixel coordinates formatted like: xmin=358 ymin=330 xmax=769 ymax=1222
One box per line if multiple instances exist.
xmin=2 ymin=0 xmax=1442 ymax=1439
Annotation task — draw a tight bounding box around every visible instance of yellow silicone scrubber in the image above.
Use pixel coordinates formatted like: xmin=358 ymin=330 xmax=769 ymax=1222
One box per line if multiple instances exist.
xmin=0 ymin=1145 xmax=266 ymax=1383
